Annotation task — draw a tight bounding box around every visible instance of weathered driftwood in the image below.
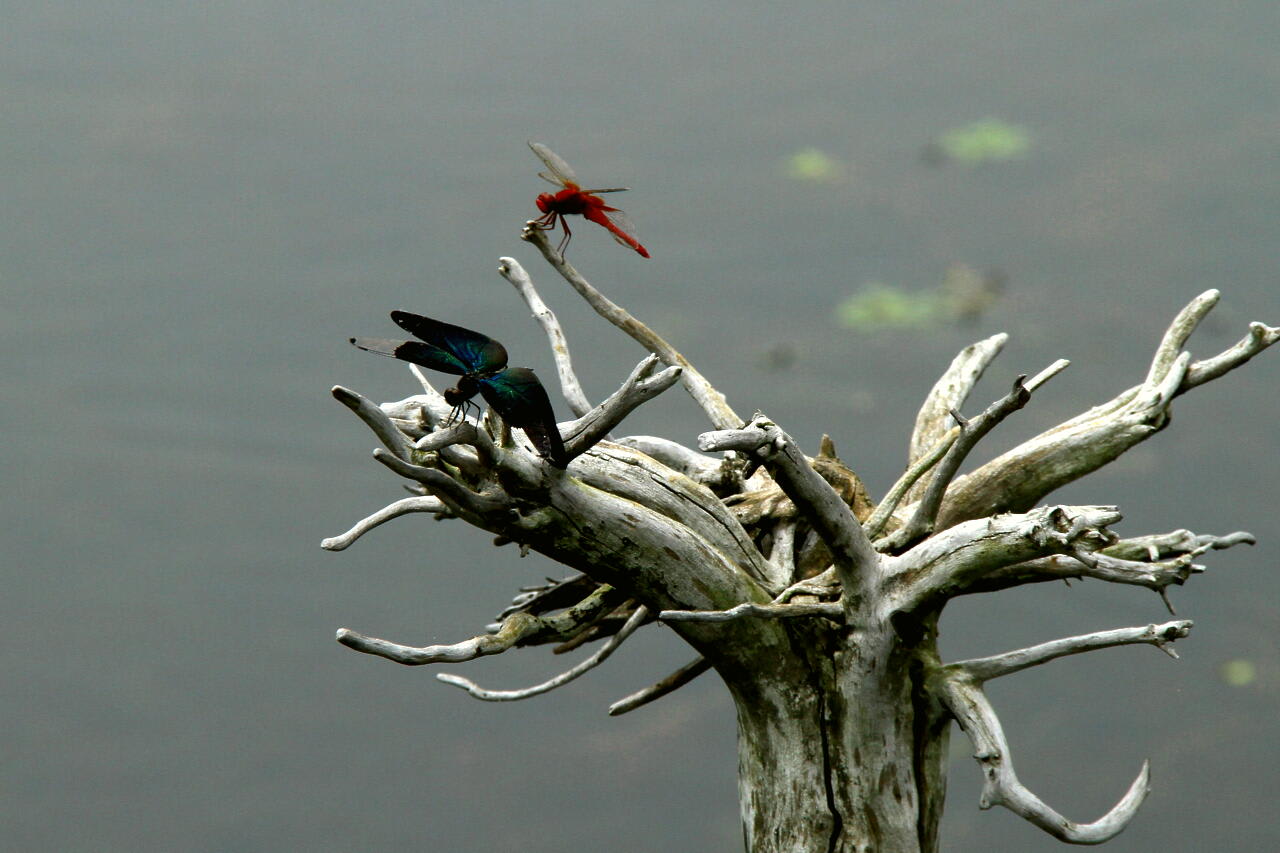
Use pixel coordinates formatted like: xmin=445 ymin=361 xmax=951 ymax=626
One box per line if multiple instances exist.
xmin=326 ymin=232 xmax=1273 ymax=853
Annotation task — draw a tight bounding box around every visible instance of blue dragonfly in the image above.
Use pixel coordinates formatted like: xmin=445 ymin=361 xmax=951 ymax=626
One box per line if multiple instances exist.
xmin=351 ymin=311 xmax=567 ymax=468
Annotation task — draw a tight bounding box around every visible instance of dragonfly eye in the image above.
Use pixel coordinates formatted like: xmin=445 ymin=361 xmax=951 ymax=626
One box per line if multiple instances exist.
xmin=535 ymin=194 xmax=554 ymax=213
xmin=443 ymin=387 xmax=466 ymax=406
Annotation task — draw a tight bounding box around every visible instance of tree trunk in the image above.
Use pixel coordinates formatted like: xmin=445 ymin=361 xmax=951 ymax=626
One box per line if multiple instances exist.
xmin=727 ymin=618 xmax=950 ymax=853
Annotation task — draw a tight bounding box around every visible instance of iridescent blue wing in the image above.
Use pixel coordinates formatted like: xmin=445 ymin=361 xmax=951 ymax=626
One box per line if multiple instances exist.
xmin=391 ymin=311 xmax=508 ymax=374
xmin=349 ymin=337 xmax=470 ymax=376
xmin=479 ymin=367 xmax=567 ymax=468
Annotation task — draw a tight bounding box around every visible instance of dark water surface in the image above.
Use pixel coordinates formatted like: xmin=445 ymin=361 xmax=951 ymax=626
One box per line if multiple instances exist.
xmin=5 ymin=2 xmax=1277 ymax=850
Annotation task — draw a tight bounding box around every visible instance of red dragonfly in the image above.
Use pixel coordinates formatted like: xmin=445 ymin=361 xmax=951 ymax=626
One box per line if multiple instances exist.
xmin=529 ymin=142 xmax=650 ymax=259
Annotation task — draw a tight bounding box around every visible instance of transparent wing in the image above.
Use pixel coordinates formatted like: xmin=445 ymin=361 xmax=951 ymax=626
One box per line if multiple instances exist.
xmin=528 ymin=141 xmax=578 ymax=186
xmin=349 ymin=337 xmax=469 ymax=376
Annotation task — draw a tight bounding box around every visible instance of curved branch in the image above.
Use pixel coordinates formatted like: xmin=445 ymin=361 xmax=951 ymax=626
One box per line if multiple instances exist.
xmin=937 ymin=669 xmax=1152 ymax=844
xmin=523 ymin=223 xmax=742 ymax=430
xmin=499 ymin=256 xmax=593 ymax=417
xmin=321 ymin=495 xmax=447 ymax=551
xmin=332 ymin=386 xmax=414 ymax=460
xmin=372 ymin=448 xmax=509 ymax=518
xmin=436 ymin=606 xmax=650 ymax=701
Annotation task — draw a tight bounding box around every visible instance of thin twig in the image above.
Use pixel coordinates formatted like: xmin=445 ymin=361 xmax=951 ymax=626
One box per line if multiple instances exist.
xmin=608 ymin=656 xmax=713 ymax=716
xmin=560 ymin=355 xmax=683 ymax=461
xmin=906 ymin=333 xmax=1007 ymax=483
xmin=881 ymin=367 xmax=1064 ymax=552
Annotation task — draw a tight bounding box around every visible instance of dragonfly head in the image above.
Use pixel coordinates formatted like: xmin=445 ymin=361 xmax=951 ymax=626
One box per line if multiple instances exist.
xmin=534 ymin=192 xmax=556 ymax=214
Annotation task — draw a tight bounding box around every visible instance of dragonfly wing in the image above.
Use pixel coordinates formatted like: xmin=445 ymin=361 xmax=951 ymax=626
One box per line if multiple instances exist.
xmin=537 ymin=170 xmax=566 ymax=187
xmin=390 ymin=311 xmax=508 ymax=373
xmin=585 ymin=206 xmax=650 ymax=258
xmin=350 ymin=337 xmax=472 ymax=375
xmin=480 ymin=367 xmax=567 ymax=467
xmin=528 ymin=142 xmax=578 ymax=186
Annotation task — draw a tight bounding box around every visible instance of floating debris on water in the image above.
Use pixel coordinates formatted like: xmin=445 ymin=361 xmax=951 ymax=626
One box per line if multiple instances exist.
xmin=924 ymin=119 xmax=1031 ymax=166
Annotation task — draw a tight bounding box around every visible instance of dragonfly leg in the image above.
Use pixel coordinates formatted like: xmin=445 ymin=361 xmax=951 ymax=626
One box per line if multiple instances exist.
xmin=556 ymin=217 xmax=573 ymax=256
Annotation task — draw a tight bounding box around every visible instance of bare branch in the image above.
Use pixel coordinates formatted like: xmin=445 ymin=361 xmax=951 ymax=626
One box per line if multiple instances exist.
xmin=608 ymin=656 xmax=713 ymax=716
xmin=336 ymin=612 xmax=541 ymax=665
xmin=371 ymin=448 xmax=509 ymax=518
xmin=881 ymin=368 xmax=1065 ymax=553
xmin=700 ymin=414 xmax=878 ymax=607
xmin=958 ymin=528 xmax=1254 ymax=611
xmin=332 ymin=386 xmax=414 ymax=460
xmin=1182 ymin=319 xmax=1280 ymax=391
xmin=611 ymin=435 xmax=729 ymax=487
xmin=882 ymin=505 xmax=1121 ymax=613
xmin=321 ymin=495 xmax=447 ymax=551
xmin=559 ymin=355 xmax=683 ymax=461
xmin=660 ymin=601 xmax=844 ymax=623
xmin=499 ymin=256 xmax=593 ymax=417
xmin=865 ymin=426 xmax=959 ymax=540
xmin=907 ymin=333 xmax=1007 ymax=479
xmin=436 ymin=606 xmax=650 ymax=701
xmin=932 ymin=291 xmax=1278 ymax=529
xmin=936 ymin=670 xmax=1152 ymax=844
xmin=523 ymin=223 xmax=742 ymax=430
xmin=950 ymin=620 xmax=1193 ymax=681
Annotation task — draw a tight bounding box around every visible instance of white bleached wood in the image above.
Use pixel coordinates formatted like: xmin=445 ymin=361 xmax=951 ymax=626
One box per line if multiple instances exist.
xmin=321 ymin=496 xmax=446 ymax=551
xmin=498 ymin=256 xmax=593 ymax=417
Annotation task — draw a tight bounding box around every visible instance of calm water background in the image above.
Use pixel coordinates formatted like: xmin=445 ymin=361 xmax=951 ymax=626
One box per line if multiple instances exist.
xmin=5 ymin=2 xmax=1278 ymax=850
